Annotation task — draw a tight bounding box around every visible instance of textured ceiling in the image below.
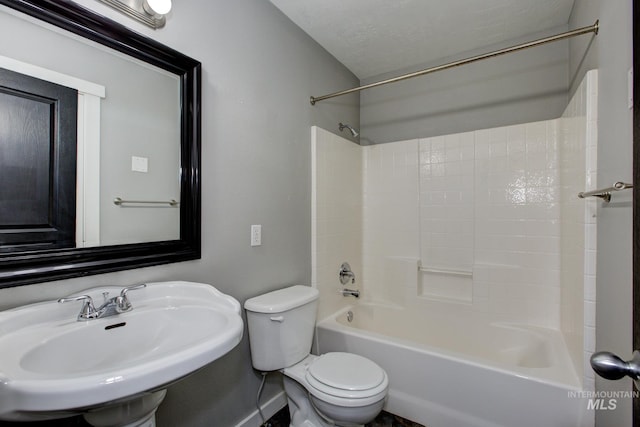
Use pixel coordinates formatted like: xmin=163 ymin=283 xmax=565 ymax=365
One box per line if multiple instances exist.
xmin=270 ymin=0 xmax=576 ymax=80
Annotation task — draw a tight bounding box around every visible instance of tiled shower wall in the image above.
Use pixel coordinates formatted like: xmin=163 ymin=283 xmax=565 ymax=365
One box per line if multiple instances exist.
xmin=362 ymin=140 xmax=420 ymax=304
xmin=311 ymin=127 xmax=363 ymax=320
xmin=560 ymin=70 xmax=598 ymax=391
xmin=311 ymin=71 xmax=597 ymax=388
xmin=364 ymin=122 xmax=564 ymax=327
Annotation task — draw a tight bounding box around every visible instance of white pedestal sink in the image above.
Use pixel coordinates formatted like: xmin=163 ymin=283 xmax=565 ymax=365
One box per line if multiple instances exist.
xmin=0 ymin=281 xmax=244 ymax=426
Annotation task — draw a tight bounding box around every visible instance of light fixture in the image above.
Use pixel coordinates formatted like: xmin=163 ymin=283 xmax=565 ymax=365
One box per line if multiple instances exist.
xmin=143 ymin=0 xmax=172 ymax=16
xmin=96 ymin=0 xmax=172 ymax=29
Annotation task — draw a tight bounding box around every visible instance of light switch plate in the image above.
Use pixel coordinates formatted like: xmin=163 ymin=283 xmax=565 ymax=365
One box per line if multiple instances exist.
xmin=132 ymin=156 xmax=148 ymax=173
xmin=251 ymin=225 xmax=262 ymax=247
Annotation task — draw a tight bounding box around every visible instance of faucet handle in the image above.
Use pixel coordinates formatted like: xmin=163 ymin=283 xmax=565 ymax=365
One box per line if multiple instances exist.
xmin=116 ymin=283 xmax=147 ymax=312
xmin=339 ymin=262 xmax=356 ymax=285
xmin=120 ymin=283 xmax=147 ymax=296
xmin=58 ymin=295 xmax=98 ymax=320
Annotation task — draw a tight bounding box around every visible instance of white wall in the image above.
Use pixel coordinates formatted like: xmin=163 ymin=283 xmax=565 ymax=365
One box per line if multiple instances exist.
xmin=458 ymin=121 xmax=562 ymax=324
xmin=311 ymin=127 xmax=363 ymax=320
xmin=560 ymin=70 xmax=598 ymax=392
xmin=419 ymin=131 xmax=474 ymax=276
xmin=362 ymin=118 xmax=577 ymax=329
xmin=0 ymin=1 xmax=359 ymax=426
xmin=361 ymin=140 xmax=420 ymax=303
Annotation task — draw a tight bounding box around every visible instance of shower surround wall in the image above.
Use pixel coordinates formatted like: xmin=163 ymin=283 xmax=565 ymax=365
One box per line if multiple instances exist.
xmin=418 ymin=123 xmax=564 ymax=318
xmin=311 ymin=127 xmax=363 ymax=320
xmin=312 ymin=70 xmax=597 ymax=389
xmin=560 ymin=70 xmax=598 ymax=391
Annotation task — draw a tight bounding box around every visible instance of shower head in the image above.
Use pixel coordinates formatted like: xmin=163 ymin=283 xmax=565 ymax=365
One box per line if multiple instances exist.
xmin=339 ymin=123 xmax=359 ymax=138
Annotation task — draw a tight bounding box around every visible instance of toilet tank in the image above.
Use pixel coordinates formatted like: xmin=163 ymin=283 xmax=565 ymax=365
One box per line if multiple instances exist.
xmin=244 ymin=285 xmax=319 ymax=371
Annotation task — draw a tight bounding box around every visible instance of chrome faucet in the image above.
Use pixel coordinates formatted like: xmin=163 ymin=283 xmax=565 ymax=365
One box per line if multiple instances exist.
xmin=341 ymin=288 xmax=360 ymax=298
xmin=339 ymin=262 xmax=356 ymax=284
xmin=58 ymin=284 xmax=147 ymax=321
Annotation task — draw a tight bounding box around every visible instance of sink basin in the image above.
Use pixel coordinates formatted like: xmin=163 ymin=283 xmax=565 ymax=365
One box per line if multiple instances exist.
xmin=0 ymin=281 xmax=243 ymax=422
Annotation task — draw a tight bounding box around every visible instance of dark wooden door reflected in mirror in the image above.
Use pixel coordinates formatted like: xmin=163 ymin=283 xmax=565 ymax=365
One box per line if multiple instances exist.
xmin=0 ymin=68 xmax=77 ymax=252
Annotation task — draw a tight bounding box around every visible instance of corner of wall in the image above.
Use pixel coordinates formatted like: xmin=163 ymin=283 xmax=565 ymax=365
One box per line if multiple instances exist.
xmin=559 ymin=68 xmax=598 ymax=391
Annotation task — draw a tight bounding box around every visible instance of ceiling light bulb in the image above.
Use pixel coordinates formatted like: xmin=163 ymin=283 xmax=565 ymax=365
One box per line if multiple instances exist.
xmin=143 ymin=0 xmax=172 ymax=16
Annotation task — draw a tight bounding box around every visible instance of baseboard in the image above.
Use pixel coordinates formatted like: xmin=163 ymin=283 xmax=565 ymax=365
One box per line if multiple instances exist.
xmin=234 ymin=391 xmax=287 ymax=427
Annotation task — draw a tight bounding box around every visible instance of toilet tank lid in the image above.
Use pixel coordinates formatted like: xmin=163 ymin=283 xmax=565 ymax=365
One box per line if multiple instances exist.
xmin=244 ymin=285 xmax=319 ymax=313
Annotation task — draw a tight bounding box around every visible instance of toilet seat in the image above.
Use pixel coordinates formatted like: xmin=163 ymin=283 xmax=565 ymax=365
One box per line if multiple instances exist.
xmin=301 ymin=353 xmax=388 ymax=407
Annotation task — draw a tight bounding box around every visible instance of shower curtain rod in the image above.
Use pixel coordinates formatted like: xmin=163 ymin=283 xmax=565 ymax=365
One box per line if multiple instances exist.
xmin=310 ymin=21 xmax=599 ymax=105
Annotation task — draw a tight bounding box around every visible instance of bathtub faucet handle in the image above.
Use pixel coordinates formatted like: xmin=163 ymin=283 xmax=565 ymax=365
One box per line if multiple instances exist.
xmin=339 ymin=262 xmax=356 ymax=285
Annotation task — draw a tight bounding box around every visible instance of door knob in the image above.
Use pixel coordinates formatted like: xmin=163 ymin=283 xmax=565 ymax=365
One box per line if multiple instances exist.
xmin=590 ymin=351 xmax=640 ymax=380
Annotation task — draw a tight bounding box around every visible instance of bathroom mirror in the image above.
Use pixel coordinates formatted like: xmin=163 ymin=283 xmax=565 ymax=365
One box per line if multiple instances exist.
xmin=0 ymin=0 xmax=201 ymax=287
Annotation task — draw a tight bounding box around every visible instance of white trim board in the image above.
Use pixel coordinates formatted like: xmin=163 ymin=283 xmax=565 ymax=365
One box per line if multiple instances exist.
xmin=0 ymin=55 xmax=105 ymax=97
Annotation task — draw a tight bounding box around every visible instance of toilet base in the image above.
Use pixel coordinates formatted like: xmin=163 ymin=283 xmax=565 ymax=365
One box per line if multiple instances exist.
xmin=284 ymin=376 xmax=334 ymax=427
xmin=283 ymin=375 xmax=383 ymax=427
xmin=309 ymin=394 xmax=384 ymax=427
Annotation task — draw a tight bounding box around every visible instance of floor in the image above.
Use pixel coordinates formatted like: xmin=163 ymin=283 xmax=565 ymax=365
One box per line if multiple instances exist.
xmin=266 ymin=406 xmax=425 ymax=427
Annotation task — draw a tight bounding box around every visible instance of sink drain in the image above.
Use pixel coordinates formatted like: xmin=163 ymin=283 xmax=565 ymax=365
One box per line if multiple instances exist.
xmin=105 ymin=322 xmax=127 ymax=330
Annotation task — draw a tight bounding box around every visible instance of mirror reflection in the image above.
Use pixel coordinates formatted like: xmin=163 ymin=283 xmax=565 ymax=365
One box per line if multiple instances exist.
xmin=0 ymin=5 xmax=181 ymax=251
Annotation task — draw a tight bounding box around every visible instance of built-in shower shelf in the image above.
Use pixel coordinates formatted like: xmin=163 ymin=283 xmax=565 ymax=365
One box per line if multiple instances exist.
xmin=418 ymin=265 xmax=473 ymax=303
xmin=418 ymin=266 xmax=472 ymax=277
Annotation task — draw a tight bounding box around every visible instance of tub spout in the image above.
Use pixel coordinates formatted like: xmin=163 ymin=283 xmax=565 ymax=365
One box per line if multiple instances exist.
xmin=342 ymin=288 xmax=360 ymax=298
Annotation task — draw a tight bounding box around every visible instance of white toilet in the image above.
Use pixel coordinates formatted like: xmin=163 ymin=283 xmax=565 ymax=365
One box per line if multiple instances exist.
xmin=244 ymin=285 xmax=388 ymax=427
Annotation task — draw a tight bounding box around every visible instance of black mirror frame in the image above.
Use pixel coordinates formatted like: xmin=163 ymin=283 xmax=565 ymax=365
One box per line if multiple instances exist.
xmin=0 ymin=0 xmax=201 ymax=288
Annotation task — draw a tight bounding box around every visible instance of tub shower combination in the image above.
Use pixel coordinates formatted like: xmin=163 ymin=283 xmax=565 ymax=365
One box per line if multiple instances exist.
xmin=310 ymin=21 xmax=603 ymax=427
xmin=312 ymin=105 xmax=597 ymax=426
xmin=311 ymin=83 xmax=601 ymax=427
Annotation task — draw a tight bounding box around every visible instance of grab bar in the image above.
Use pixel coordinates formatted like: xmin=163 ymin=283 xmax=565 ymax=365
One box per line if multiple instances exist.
xmin=578 ymin=181 xmax=633 ymax=203
xmin=114 ymin=197 xmax=179 ymax=207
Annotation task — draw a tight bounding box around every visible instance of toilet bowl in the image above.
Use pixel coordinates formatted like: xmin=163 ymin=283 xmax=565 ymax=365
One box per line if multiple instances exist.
xmin=244 ymin=285 xmax=388 ymax=427
xmin=283 ymin=353 xmax=388 ymax=426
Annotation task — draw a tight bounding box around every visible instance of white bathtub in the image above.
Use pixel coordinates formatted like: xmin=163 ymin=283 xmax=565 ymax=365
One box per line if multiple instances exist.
xmin=315 ymin=303 xmax=592 ymax=427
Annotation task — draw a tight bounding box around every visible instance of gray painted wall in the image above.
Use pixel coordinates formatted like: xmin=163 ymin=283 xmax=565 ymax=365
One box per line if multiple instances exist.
xmin=359 ymin=25 xmax=570 ymax=145
xmin=0 ymin=1 xmax=358 ymax=426
xmin=569 ymin=1 xmax=634 ymax=426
